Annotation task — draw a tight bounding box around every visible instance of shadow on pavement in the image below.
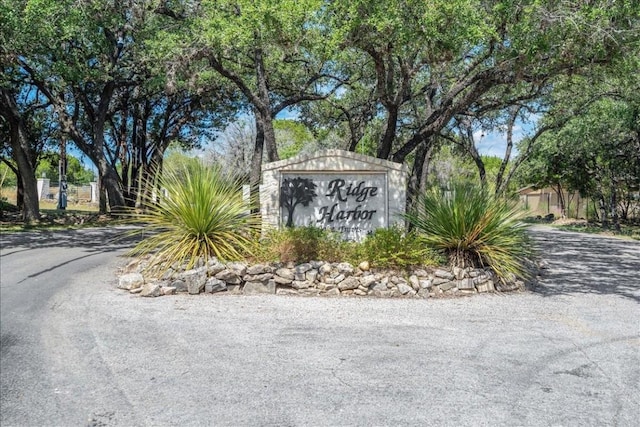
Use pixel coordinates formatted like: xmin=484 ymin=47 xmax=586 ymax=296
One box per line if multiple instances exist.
xmin=528 ymin=226 xmax=640 ymax=303
xmin=0 ymin=226 xmax=143 ymax=254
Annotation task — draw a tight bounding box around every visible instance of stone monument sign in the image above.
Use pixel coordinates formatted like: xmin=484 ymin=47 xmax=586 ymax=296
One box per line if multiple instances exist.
xmin=260 ymin=149 xmax=407 ymax=240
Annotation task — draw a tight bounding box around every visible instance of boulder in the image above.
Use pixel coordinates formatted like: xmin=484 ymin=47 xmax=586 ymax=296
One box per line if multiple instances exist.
xmin=358 ymin=261 xmax=370 ymax=271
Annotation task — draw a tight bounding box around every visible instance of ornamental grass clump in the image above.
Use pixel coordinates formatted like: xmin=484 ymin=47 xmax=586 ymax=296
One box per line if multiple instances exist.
xmin=128 ymin=160 xmax=259 ymax=275
xmin=405 ymin=182 xmax=532 ymax=282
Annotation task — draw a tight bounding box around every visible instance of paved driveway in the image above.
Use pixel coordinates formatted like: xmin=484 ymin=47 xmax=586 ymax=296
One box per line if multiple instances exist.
xmin=1 ymin=226 xmax=639 ymax=426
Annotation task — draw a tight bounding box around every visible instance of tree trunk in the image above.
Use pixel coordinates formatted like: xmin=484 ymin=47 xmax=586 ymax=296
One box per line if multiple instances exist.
xmin=377 ymin=105 xmax=398 ymax=160
xmin=0 ymin=88 xmax=40 ymax=222
xmin=250 ymin=112 xmax=266 ymax=196
xmin=555 ymin=183 xmax=566 ymax=218
xmin=255 ymin=46 xmax=279 ymax=163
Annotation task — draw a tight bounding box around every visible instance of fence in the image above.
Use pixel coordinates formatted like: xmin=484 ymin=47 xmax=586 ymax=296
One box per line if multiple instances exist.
xmin=37 ymin=178 xmax=97 ymax=204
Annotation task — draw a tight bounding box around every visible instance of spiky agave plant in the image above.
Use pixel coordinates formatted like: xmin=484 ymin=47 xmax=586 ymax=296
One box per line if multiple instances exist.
xmin=405 ymin=182 xmax=532 ymax=282
xmin=128 ymin=159 xmax=259 ymax=275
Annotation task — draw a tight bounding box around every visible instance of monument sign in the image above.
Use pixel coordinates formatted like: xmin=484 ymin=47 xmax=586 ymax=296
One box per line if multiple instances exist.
xmin=260 ymin=150 xmax=407 ymax=241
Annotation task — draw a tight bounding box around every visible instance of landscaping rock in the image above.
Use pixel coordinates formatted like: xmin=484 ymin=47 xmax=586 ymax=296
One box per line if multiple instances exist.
xmin=170 ymin=279 xmax=187 ymax=292
xmin=409 ymin=275 xmax=421 ymax=291
xmin=205 ymin=278 xmax=227 ymax=294
xmin=275 ymin=268 xmax=295 ymax=281
xmin=246 ymin=264 xmax=271 ymax=275
xmin=181 ymin=269 xmax=207 ymax=294
xmin=243 ymin=273 xmax=273 ymax=283
xmin=432 ymin=277 xmax=451 ymax=286
xmin=358 ymin=261 xmax=370 ymax=271
xmin=338 ymin=277 xmax=359 ymax=291
xmin=359 ymin=275 xmax=378 ymax=288
xmin=396 ymin=282 xmax=413 ymax=295
xmin=457 ymin=278 xmax=475 ymax=290
xmin=227 ymin=262 xmax=247 ymax=277
xmin=118 ymin=273 xmax=144 ymax=290
xmin=439 ymin=282 xmax=456 ymax=292
xmin=140 ymin=282 xmax=161 ymax=297
xmin=215 ymin=269 xmax=242 ymax=284
xmin=206 ymin=262 xmax=226 ymax=276
xmin=295 ymin=263 xmax=313 ymax=274
xmin=310 ymin=261 xmax=325 ymax=269
xmin=419 ymin=279 xmax=432 ymax=289
xmin=244 ymin=280 xmax=276 ymax=295
xmin=371 ymin=282 xmax=387 ymax=292
xmin=412 ymin=269 xmax=428 ymax=277
xmin=273 ymin=275 xmax=293 ymax=285
xmin=161 ymin=286 xmax=176 ymax=296
xmin=306 ymin=270 xmax=318 ymax=283
xmin=292 ymin=280 xmax=310 ymax=290
xmin=434 ymin=269 xmax=455 ymax=280
xmin=336 ymin=262 xmax=354 ymax=275
xmin=476 ymin=281 xmax=495 ymax=293
xmin=318 ymin=264 xmax=332 ymax=275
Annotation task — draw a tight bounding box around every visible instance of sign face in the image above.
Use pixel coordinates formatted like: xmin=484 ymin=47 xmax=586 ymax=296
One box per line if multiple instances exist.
xmin=280 ymin=173 xmax=387 ymax=240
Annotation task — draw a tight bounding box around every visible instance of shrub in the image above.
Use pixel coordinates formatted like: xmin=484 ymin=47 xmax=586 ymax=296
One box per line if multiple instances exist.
xmin=127 ymin=160 xmax=259 ymax=274
xmin=405 ymin=182 xmax=532 ymax=281
xmin=355 ymin=226 xmax=443 ymax=269
xmin=256 ymin=226 xmax=352 ymax=264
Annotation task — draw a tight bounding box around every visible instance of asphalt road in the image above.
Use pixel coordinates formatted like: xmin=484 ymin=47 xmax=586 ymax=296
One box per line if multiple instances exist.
xmin=1 ymin=226 xmax=638 ymax=426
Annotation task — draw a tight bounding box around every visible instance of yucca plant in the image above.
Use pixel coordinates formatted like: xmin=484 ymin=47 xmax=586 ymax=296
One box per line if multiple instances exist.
xmin=127 ymin=159 xmax=259 ymax=275
xmin=405 ymin=182 xmax=532 ymax=282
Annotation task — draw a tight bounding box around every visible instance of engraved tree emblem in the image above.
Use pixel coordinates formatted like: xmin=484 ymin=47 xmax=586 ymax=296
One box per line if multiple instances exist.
xmin=280 ymin=177 xmax=317 ymax=227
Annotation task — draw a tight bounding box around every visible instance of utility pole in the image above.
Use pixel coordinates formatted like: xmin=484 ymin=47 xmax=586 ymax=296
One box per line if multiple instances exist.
xmin=57 ymin=136 xmax=67 ymax=210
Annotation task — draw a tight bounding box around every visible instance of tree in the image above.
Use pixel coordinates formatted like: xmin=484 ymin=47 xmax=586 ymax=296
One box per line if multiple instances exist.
xmin=0 ymin=87 xmax=40 ymax=221
xmin=322 ymin=0 xmax=637 ymax=198
xmin=517 ymin=59 xmax=640 ymax=227
xmin=152 ymin=0 xmax=339 ymax=190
